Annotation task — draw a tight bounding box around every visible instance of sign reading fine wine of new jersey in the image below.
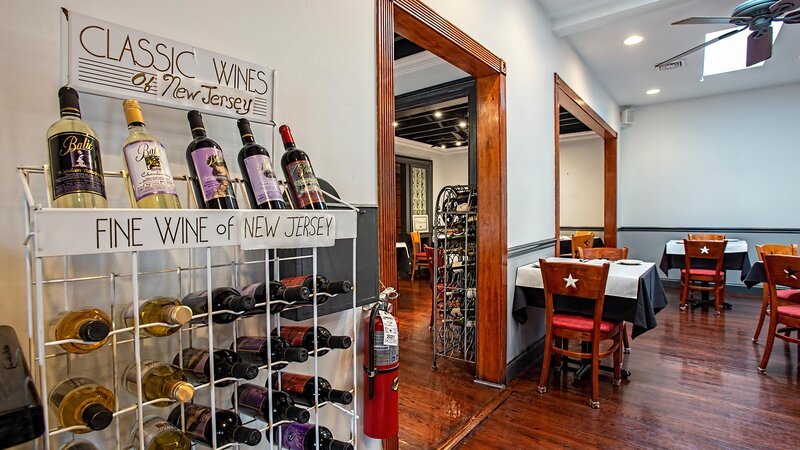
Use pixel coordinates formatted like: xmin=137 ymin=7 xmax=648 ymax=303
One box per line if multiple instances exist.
xmin=61 ymin=9 xmax=274 ymax=123
xmin=240 ymin=211 xmax=337 ymax=250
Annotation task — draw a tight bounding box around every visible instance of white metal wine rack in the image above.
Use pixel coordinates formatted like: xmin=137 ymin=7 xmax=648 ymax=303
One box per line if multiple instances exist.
xmin=20 ymin=166 xmax=360 ymax=450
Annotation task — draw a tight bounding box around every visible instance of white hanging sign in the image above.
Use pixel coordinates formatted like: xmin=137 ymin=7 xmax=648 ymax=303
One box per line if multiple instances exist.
xmin=61 ymin=9 xmax=274 ymax=123
xmin=240 ymin=211 xmax=337 ymax=250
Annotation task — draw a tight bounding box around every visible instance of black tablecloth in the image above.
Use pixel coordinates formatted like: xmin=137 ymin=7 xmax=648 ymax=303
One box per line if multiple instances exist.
xmin=658 ymin=248 xmax=751 ymax=281
xmin=397 ymin=245 xmax=411 ymax=278
xmin=512 ymin=265 xmax=668 ymax=338
xmin=558 ymin=237 xmax=605 ymax=256
xmin=744 ymin=262 xmax=766 ymax=288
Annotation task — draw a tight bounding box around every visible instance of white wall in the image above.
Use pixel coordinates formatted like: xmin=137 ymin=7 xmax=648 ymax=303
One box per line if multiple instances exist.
xmin=395 ymin=137 xmax=469 ymax=200
xmin=559 ymin=133 xmax=604 ymax=228
xmin=619 ymin=83 xmax=800 ymax=227
xmin=395 ymin=51 xmax=470 ymax=95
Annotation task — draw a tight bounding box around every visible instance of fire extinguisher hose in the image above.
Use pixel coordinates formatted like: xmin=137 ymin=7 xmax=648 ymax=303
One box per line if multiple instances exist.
xmin=367 ymin=303 xmax=381 ymax=400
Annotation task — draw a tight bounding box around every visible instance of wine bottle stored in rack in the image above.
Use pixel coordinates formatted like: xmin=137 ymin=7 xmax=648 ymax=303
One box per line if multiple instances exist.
xmin=121 ymin=296 xmax=192 ymax=337
xmin=185 ymin=110 xmax=238 ymax=209
xmin=272 ymin=372 xmax=353 ymax=406
xmin=237 ymin=118 xmax=286 ymax=209
xmin=48 ymin=308 xmax=111 ymax=354
xmin=235 ymin=335 xmax=309 ymax=370
xmin=279 ymin=125 xmax=327 ymax=210
xmin=281 ymin=274 xmax=353 ymax=298
xmin=274 ymin=326 xmax=352 ymax=357
xmin=123 ymin=360 xmax=194 ymax=406
xmin=130 ymin=416 xmax=191 ymax=450
xmin=49 ymin=377 xmax=114 ymax=432
xmin=175 ymin=348 xmax=258 ymax=386
xmin=239 ymin=281 xmax=311 ymax=314
xmin=167 ymin=404 xmax=261 ymax=447
xmin=234 ymin=383 xmax=310 ymax=424
xmin=182 ymin=287 xmax=255 ymax=324
xmin=269 ymin=423 xmax=354 ymax=450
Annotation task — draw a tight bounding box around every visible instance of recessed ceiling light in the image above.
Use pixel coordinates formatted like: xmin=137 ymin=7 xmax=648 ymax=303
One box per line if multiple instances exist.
xmin=392 ymin=121 xmax=398 ymax=127
xmin=433 ymin=111 xmax=443 ymax=118
xmin=646 ymin=88 xmax=661 ymax=95
xmin=440 ymin=144 xmax=446 ymax=149
xmin=455 ymin=141 xmax=462 ymax=146
xmin=624 ymin=35 xmax=644 ymax=46
xmin=458 ymin=121 xmax=467 ymax=128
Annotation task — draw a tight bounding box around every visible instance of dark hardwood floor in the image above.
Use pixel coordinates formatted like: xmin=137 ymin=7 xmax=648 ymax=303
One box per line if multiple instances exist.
xmin=396 ymin=277 xmax=499 ymax=449
xmin=457 ymin=289 xmax=800 ymax=449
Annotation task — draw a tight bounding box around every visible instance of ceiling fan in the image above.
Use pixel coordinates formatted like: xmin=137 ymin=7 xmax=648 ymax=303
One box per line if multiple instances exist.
xmin=655 ymin=0 xmax=800 ymax=69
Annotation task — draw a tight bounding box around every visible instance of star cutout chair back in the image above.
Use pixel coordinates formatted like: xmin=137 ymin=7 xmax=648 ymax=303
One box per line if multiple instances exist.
xmin=758 ymin=254 xmax=800 ymax=374
xmin=536 ymin=259 xmax=622 ymax=409
xmin=752 ymin=244 xmax=799 ymax=343
xmin=570 ymin=232 xmax=596 ymax=258
xmin=680 ymin=239 xmax=727 ymax=315
xmin=687 ymin=233 xmax=726 ymax=241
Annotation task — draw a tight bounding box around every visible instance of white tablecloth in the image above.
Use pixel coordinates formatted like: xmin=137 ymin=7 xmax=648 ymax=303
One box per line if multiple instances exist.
xmin=665 ymin=239 xmax=748 ymax=255
xmin=396 ymin=242 xmax=409 ymax=258
xmin=516 ymin=257 xmax=654 ymax=299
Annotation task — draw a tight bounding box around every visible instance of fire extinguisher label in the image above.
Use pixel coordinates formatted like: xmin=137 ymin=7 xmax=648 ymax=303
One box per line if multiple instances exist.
xmin=373 ymin=332 xmax=399 ymax=366
xmin=378 ymin=311 xmax=399 ymax=346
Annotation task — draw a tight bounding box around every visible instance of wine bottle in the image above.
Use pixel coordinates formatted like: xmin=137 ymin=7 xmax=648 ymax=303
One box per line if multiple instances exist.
xmin=237 ymin=118 xmax=285 ymax=209
xmin=61 ymin=441 xmax=99 ymax=450
xmin=46 ymin=86 xmax=107 ymax=208
xmin=48 ymin=308 xmax=111 ymax=354
xmin=281 ymin=275 xmax=352 ymax=297
xmin=269 ymin=423 xmax=353 ymax=450
xmin=122 ymin=296 xmax=193 ymax=337
xmin=123 ymin=360 xmax=194 ymax=407
xmin=234 ymin=336 xmax=309 ymax=370
xmin=49 ymin=378 xmax=114 ymax=432
xmin=121 ymin=99 xmax=181 ymax=209
xmin=182 ymin=287 xmax=255 ymax=324
xmin=273 ymin=326 xmax=352 ymax=357
xmin=175 ymin=348 xmax=258 ymax=386
xmin=0 ymin=325 xmax=44 ymax=447
xmin=272 ymin=372 xmax=352 ymax=407
xmin=278 ymin=125 xmax=326 ymax=210
xmin=239 ymin=281 xmax=311 ymax=314
xmin=185 ymin=110 xmax=238 ymax=209
xmin=167 ymin=404 xmax=261 ymax=447
xmin=234 ymin=383 xmax=310 ymax=424
xmin=131 ymin=416 xmax=191 ymax=450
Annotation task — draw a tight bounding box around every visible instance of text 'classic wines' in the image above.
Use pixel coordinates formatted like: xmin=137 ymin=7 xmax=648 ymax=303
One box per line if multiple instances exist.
xmin=49 ymin=378 xmax=114 ymax=432
xmin=46 ymin=86 xmax=107 ymax=208
xmin=237 ymin=118 xmax=286 ymax=209
xmin=168 ymin=404 xmax=261 ymax=447
xmin=279 ymin=125 xmax=326 ymax=210
xmin=185 ymin=110 xmax=238 ymax=209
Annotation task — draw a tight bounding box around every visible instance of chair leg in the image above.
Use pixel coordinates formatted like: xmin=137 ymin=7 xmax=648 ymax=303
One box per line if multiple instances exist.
xmin=622 ymin=323 xmax=631 ymax=354
xmin=613 ymin=333 xmax=622 ymax=387
xmin=411 ymin=259 xmax=417 ymax=280
xmin=752 ymin=290 xmax=769 ymax=343
xmin=553 ymin=337 xmax=562 ymax=373
xmin=537 ymin=330 xmax=553 ymax=394
xmin=758 ymin=315 xmax=780 ymax=374
xmin=590 ymin=340 xmax=600 ymax=408
xmin=714 ymin=283 xmax=722 ymax=316
xmin=679 ymin=275 xmax=689 ymax=311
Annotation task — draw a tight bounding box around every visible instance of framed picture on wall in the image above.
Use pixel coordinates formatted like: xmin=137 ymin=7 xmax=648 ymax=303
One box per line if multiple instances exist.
xmin=412 ymin=215 xmax=429 ymax=233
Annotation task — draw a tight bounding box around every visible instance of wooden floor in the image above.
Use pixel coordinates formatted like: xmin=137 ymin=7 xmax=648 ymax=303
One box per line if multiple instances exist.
xmin=396 ymin=277 xmax=499 ymax=449
xmin=457 ymin=289 xmax=800 ymax=449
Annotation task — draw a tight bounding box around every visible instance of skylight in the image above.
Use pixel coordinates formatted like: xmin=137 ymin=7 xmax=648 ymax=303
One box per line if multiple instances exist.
xmin=703 ymin=23 xmax=782 ymax=76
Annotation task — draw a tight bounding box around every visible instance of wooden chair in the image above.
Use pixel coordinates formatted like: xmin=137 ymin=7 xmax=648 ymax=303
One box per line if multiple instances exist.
xmin=537 ymin=259 xmax=622 ymax=409
xmin=577 ymin=247 xmax=632 ymax=353
xmin=680 ymin=240 xmax=727 ymax=315
xmin=410 ymin=231 xmax=429 ymax=280
xmin=757 ymin=254 xmax=800 ymax=374
xmin=425 ymin=245 xmax=445 ymax=328
xmin=753 ymin=244 xmax=800 ymax=343
xmin=571 ymin=232 xmax=596 ymax=258
xmin=687 ymin=233 xmax=726 ymax=241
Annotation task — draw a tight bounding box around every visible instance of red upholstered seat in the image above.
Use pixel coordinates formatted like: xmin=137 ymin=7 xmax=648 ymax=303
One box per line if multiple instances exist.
xmin=552 ymin=314 xmax=618 ymax=333
xmin=776 ymin=289 xmax=800 ymax=302
xmin=777 ymin=304 xmax=800 ymax=319
xmin=416 ymin=252 xmax=427 ymax=258
xmin=681 ymin=268 xmax=725 ymax=277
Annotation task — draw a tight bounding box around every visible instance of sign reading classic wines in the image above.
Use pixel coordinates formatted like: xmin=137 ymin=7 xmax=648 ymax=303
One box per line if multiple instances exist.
xmin=61 ymin=9 xmax=274 ymax=123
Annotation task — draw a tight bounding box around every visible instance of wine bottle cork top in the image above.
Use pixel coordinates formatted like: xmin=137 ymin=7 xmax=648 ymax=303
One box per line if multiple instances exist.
xmin=165 ymin=305 xmax=193 ymax=325
xmin=123 ymin=99 xmax=145 ymax=124
xmin=170 ymin=381 xmax=195 ymax=403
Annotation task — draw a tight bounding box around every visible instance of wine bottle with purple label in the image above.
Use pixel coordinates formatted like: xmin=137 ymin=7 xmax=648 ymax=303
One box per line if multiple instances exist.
xmin=167 ymin=404 xmax=261 ymax=447
xmin=237 ymin=118 xmax=285 ymax=209
xmin=272 ymin=372 xmax=352 ymax=407
xmin=234 ymin=383 xmax=310 ymax=424
xmin=174 ymin=348 xmax=258 ymax=387
xmin=185 ymin=110 xmax=238 ymax=209
xmin=268 ymin=423 xmax=353 ymax=450
xmin=234 ymin=336 xmax=309 ymax=370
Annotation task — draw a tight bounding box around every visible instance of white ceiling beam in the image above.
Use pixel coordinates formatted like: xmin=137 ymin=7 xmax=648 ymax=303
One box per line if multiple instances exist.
xmin=551 ymin=0 xmax=691 ymax=37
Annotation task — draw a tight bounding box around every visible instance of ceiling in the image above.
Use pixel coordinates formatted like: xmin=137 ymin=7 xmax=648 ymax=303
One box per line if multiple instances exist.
xmin=538 ymin=0 xmax=800 ymax=106
xmin=559 ymin=107 xmax=592 ymax=134
xmin=394 ymin=98 xmax=470 ymax=149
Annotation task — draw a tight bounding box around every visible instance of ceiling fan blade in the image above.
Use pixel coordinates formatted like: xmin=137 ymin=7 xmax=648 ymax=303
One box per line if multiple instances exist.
xmin=672 ymin=17 xmax=739 ymax=25
xmin=770 ymin=0 xmax=798 ymax=14
xmin=778 ymin=10 xmax=800 ymax=23
xmin=655 ymin=27 xmax=747 ymax=68
xmin=746 ymin=27 xmax=773 ymax=67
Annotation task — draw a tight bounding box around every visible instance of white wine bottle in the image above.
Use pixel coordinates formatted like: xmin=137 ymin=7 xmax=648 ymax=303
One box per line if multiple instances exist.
xmin=121 ymin=99 xmax=181 ymax=209
xmin=123 ymin=360 xmax=194 ymax=407
xmin=130 ymin=416 xmax=191 ymax=450
xmin=48 ymin=308 xmax=112 ymax=354
xmin=49 ymin=377 xmax=114 ymax=432
xmin=121 ymin=296 xmax=193 ymax=337
xmin=46 ymin=86 xmax=107 ymax=208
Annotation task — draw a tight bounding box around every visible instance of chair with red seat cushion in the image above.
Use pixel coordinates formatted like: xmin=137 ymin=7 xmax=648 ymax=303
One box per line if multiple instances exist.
xmin=752 ymin=244 xmax=799 ymax=342
xmin=410 ymin=231 xmax=429 ymax=280
xmin=758 ymin=254 xmax=800 ymax=374
xmin=537 ymin=259 xmax=622 ymax=409
xmin=680 ymin=239 xmax=727 ymax=315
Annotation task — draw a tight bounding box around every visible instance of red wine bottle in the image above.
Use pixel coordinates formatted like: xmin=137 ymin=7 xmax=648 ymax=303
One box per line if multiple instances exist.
xmin=272 ymin=372 xmax=353 ymax=407
xmin=185 ymin=110 xmax=238 ymax=209
xmin=273 ymin=326 xmax=352 ymax=357
xmin=174 ymin=348 xmax=258 ymax=387
xmin=236 ymin=119 xmax=286 ymax=209
xmin=281 ymin=275 xmax=352 ymax=298
xmin=278 ymin=125 xmax=326 ymax=210
xmin=168 ymin=404 xmax=261 ymax=447
xmin=182 ymin=287 xmax=255 ymax=324
xmin=239 ymin=281 xmax=311 ymax=314
xmin=269 ymin=423 xmax=353 ymax=450
xmin=234 ymin=336 xmax=309 ymax=370
xmin=234 ymin=383 xmax=310 ymax=424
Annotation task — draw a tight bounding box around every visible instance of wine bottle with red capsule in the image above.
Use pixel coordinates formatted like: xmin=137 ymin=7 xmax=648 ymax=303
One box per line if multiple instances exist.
xmin=272 ymin=326 xmax=351 ymax=357
xmin=278 ymin=125 xmax=327 ymax=210
xmin=271 ymin=372 xmax=353 ymax=406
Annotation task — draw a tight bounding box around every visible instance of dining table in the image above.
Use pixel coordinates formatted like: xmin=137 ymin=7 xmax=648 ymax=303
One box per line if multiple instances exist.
xmin=558 ymin=236 xmax=605 ymax=257
xmin=396 ymin=242 xmax=410 ymax=278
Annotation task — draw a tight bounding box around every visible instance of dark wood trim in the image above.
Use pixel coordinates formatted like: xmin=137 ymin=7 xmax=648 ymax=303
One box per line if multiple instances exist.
xmin=559 ymin=226 xmax=605 ymax=232
xmin=505 ymin=337 xmax=545 ymax=382
xmin=378 ymin=0 xmax=508 ymax=389
xmin=619 ymin=227 xmax=800 ymax=234
xmin=554 ymin=74 xmax=618 ymax=250
xmin=508 ymin=238 xmax=556 ymax=259
xmin=433 ymin=388 xmax=513 ymax=450
xmin=395 ymin=155 xmax=433 ymax=236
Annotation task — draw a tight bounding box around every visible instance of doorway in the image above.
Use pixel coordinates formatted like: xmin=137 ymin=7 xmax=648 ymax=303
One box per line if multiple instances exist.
xmin=554 ymin=74 xmax=618 ymax=254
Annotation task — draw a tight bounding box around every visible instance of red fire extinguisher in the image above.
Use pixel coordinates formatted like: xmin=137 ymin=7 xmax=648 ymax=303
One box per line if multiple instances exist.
xmin=363 ymin=296 xmax=399 ymax=439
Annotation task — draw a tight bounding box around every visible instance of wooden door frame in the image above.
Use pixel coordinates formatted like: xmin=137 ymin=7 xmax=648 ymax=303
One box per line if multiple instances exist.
xmin=554 ymin=74 xmax=617 ymax=253
xmin=377 ymin=0 xmax=508 ymax=385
